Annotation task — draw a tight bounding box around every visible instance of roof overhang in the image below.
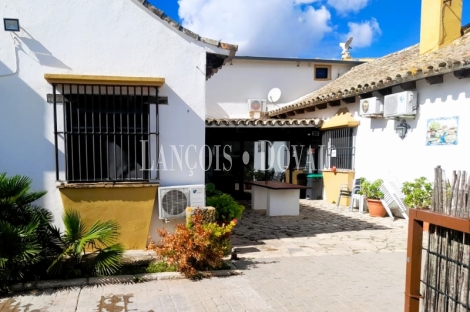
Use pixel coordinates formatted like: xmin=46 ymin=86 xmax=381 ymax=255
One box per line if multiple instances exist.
xmin=206 ymin=118 xmax=323 ymax=128
xmin=320 ymin=108 xmax=359 ymax=130
xmin=44 ymin=74 xmax=165 ymax=87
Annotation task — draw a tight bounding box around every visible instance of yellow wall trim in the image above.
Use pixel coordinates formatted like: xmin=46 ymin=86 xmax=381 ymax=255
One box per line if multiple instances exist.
xmin=57 ymin=182 xmax=159 ymax=189
xmin=321 ymin=107 xmax=360 ymax=130
xmin=44 ymin=74 xmax=165 ymax=87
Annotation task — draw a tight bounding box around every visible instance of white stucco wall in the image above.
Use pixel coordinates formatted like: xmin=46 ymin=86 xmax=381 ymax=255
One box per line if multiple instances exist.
xmin=206 ymin=58 xmax=357 ymax=118
xmin=0 ymin=0 xmax=230 ymax=230
xmin=292 ymin=73 xmax=470 ymax=185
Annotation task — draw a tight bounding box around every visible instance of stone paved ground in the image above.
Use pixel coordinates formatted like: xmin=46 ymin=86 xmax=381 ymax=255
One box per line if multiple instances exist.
xmin=0 ymin=200 xmax=409 ymax=312
xmin=231 ymin=200 xmax=408 ymax=258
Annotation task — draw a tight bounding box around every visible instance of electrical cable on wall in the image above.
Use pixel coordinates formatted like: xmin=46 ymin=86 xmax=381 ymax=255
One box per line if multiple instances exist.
xmin=0 ymin=33 xmax=19 ymax=78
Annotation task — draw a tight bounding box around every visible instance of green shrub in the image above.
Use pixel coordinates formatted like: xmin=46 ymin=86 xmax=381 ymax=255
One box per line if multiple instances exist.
xmin=0 ymin=173 xmax=59 ymax=291
xmin=402 ymin=177 xmax=433 ymax=209
xmin=47 ymin=209 xmax=124 ymax=278
xmin=205 ymin=183 xmax=222 ymax=197
xmin=206 ymin=193 xmax=245 ymax=223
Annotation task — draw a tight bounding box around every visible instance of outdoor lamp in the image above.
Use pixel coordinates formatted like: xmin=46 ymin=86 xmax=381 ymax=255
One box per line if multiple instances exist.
xmin=3 ymin=19 xmax=20 ymax=32
xmin=396 ymin=119 xmax=410 ymax=139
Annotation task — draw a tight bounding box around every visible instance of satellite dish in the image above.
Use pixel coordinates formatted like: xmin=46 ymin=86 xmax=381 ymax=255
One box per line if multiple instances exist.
xmin=268 ymin=88 xmax=282 ymax=103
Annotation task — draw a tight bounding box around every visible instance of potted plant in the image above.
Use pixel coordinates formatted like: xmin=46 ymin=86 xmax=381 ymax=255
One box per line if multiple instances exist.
xmin=359 ymin=179 xmax=387 ymax=217
xmin=402 ymin=177 xmax=433 ymax=231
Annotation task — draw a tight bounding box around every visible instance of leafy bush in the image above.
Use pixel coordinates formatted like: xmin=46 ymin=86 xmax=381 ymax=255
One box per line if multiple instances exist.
xmin=47 ymin=209 xmax=124 ymax=278
xmin=402 ymin=177 xmax=433 ymax=209
xmin=359 ymin=179 xmax=384 ymax=200
xmin=205 ymin=183 xmax=222 ymax=197
xmin=0 ymin=173 xmax=59 ymax=290
xmin=206 ymin=193 xmax=245 ymax=223
xmin=150 ymin=210 xmax=235 ymax=279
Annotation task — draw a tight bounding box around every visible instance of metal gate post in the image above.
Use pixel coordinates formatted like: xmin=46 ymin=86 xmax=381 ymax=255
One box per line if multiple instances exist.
xmin=404 ymin=209 xmax=423 ymax=312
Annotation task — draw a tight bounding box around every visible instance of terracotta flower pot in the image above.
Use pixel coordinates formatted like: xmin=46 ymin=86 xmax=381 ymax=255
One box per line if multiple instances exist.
xmin=367 ymin=199 xmax=387 ymax=217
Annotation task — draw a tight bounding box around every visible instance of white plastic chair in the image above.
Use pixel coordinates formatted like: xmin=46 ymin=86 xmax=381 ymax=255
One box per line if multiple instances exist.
xmin=336 ymin=179 xmax=363 ymax=211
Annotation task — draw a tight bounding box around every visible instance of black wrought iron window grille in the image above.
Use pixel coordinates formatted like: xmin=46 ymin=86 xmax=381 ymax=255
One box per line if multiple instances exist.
xmin=321 ymin=128 xmax=355 ymax=170
xmin=52 ymin=84 xmax=159 ymax=182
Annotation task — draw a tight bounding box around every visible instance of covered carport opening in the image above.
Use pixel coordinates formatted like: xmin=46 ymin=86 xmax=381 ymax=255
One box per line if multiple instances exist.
xmin=205 ymin=118 xmax=323 ymax=199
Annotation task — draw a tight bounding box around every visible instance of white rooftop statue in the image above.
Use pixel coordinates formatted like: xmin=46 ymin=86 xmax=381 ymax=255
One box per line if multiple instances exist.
xmin=339 ymin=37 xmax=353 ymax=60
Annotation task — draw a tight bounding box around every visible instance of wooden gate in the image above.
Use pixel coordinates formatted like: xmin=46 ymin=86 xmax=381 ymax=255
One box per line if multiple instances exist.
xmin=405 ymin=166 xmax=470 ymax=312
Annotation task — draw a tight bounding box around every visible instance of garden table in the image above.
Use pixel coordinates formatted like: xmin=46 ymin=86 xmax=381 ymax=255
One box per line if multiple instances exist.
xmin=245 ymin=181 xmax=309 ymax=216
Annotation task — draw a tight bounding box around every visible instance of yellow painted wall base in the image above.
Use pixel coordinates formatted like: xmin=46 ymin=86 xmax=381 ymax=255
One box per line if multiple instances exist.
xmin=59 ymin=186 xmax=158 ymax=250
xmin=322 ymin=170 xmax=355 ymax=206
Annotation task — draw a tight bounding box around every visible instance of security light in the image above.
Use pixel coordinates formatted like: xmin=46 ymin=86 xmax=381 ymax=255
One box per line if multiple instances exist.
xmin=4 ymin=19 xmax=20 ymax=32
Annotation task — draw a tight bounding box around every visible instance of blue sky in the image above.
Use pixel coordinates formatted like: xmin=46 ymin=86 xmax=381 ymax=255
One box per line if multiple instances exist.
xmin=148 ymin=0 xmax=469 ymax=60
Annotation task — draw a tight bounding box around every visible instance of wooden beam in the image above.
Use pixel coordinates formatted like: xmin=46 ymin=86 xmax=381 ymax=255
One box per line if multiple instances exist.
xmin=399 ymin=81 xmax=416 ymax=90
xmin=341 ymin=96 xmax=356 ymax=104
xmin=47 ymin=94 xmax=168 ymax=104
xmin=359 ymin=92 xmax=372 ymax=99
xmin=378 ymin=87 xmax=392 ymax=96
xmin=316 ymin=103 xmax=328 ymax=110
xmin=425 ymin=75 xmax=444 ymax=85
xmin=328 ymin=100 xmax=341 ymax=107
xmin=454 ymin=68 xmax=470 ymax=79
xmin=44 ymin=74 xmax=165 ymax=87
xmin=304 ymin=106 xmax=316 ymax=112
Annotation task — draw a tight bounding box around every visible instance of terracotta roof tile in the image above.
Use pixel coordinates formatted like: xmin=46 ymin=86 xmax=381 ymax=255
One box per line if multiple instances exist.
xmin=205 ymin=118 xmax=323 ymax=127
xmin=269 ymin=31 xmax=470 ymax=117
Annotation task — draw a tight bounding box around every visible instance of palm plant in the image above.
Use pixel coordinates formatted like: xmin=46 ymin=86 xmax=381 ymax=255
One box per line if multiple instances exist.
xmin=47 ymin=209 xmax=124 ymax=278
xmin=0 ymin=173 xmax=57 ymax=288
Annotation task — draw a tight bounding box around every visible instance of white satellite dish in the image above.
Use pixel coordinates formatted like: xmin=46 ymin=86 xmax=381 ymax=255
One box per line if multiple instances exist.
xmin=268 ymin=88 xmax=281 ymax=103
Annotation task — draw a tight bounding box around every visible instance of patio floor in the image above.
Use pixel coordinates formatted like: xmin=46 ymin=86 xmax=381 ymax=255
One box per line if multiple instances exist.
xmin=231 ymin=199 xmax=408 ymax=259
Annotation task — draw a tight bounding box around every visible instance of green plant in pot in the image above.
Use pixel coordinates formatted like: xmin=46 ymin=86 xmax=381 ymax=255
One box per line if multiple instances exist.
xmin=359 ymin=179 xmax=387 ymax=217
xmin=402 ymin=177 xmax=433 ymax=230
xmin=401 ymin=177 xmax=433 ymax=209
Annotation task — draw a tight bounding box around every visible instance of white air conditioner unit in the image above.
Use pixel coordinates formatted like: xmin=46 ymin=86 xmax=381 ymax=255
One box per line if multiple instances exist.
xmin=158 ymin=185 xmax=205 ymax=219
xmin=248 ymin=99 xmax=267 ymax=112
xmin=384 ymin=91 xmax=418 ymax=118
xmin=359 ymin=97 xmax=384 ymax=116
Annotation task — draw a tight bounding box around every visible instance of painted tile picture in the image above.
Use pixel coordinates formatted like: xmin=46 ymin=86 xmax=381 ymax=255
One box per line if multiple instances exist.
xmin=426 ymin=116 xmax=459 ymax=146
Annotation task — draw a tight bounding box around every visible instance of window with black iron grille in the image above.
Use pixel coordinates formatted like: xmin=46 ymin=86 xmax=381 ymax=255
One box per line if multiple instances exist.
xmin=321 ymin=128 xmax=354 ymax=170
xmin=52 ymin=84 xmax=159 ymax=182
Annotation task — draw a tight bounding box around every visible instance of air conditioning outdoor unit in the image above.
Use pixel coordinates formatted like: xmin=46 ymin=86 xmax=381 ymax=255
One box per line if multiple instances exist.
xmin=158 ymin=185 xmax=205 ymax=219
xmin=248 ymin=99 xmax=267 ymax=112
xmin=384 ymin=91 xmax=418 ymax=118
xmin=359 ymin=97 xmax=384 ymax=116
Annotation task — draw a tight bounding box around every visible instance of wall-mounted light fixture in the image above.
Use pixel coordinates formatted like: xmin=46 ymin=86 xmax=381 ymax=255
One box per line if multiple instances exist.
xmin=4 ymin=18 xmax=20 ymax=32
xmin=396 ymin=119 xmax=410 ymax=139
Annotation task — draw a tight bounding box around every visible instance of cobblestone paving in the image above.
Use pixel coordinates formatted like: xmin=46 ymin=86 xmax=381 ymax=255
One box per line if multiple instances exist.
xmin=0 ymin=200 xmax=408 ymax=312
